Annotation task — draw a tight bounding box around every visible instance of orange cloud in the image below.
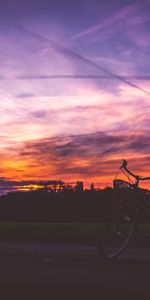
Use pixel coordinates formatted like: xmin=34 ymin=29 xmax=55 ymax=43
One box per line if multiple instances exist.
xmin=0 ymin=131 xmax=150 ymax=190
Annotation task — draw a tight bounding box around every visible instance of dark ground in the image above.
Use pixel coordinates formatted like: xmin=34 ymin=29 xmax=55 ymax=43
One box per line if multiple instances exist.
xmin=0 ymin=242 xmax=150 ymax=299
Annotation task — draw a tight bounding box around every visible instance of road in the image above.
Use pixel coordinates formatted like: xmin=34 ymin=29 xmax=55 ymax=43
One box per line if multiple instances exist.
xmin=0 ymin=242 xmax=150 ymax=299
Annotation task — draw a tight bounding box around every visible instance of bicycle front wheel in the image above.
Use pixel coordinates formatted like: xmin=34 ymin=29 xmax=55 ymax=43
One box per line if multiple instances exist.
xmin=99 ymin=206 xmax=136 ymax=259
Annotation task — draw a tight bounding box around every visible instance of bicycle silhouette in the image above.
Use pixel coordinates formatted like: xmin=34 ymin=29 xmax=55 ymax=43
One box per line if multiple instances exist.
xmin=99 ymin=159 xmax=150 ymax=260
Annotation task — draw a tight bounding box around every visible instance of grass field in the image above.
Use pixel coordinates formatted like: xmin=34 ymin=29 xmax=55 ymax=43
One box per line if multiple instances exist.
xmin=0 ymin=222 xmax=104 ymax=244
xmin=0 ymin=222 xmax=102 ymax=233
xmin=0 ymin=222 xmax=150 ymax=245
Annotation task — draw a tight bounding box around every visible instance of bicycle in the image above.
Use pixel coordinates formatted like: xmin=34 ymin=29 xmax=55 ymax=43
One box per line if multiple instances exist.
xmin=99 ymin=159 xmax=150 ymax=260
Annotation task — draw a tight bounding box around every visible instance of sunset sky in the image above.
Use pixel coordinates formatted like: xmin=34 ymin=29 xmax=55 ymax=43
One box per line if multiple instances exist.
xmin=0 ymin=0 xmax=150 ymax=193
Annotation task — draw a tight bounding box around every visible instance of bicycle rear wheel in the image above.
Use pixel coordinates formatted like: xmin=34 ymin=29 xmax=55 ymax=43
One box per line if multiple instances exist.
xmin=99 ymin=205 xmax=136 ymax=260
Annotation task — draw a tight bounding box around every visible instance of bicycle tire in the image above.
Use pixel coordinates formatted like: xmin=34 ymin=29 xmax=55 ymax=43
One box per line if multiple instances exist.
xmin=99 ymin=190 xmax=137 ymax=259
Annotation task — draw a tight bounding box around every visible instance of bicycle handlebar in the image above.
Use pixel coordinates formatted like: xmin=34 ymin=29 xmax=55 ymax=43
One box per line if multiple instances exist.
xmin=120 ymin=159 xmax=128 ymax=169
xmin=120 ymin=159 xmax=150 ymax=181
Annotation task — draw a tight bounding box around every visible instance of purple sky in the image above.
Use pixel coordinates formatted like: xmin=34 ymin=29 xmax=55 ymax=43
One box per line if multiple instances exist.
xmin=0 ymin=0 xmax=150 ymax=192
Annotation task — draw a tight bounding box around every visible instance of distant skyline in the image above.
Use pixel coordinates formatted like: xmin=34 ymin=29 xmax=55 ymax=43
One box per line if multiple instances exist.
xmin=0 ymin=0 xmax=150 ymax=192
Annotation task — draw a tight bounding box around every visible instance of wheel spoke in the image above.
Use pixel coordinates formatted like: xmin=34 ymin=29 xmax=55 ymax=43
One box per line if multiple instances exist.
xmin=99 ymin=208 xmax=136 ymax=259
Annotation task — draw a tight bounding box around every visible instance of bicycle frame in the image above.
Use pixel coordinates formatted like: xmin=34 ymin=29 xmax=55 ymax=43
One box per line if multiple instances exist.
xmin=120 ymin=159 xmax=150 ymax=218
xmin=99 ymin=159 xmax=150 ymax=259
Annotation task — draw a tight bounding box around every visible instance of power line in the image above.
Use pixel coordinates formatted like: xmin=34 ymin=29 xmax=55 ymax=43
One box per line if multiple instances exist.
xmin=15 ymin=24 xmax=150 ymax=96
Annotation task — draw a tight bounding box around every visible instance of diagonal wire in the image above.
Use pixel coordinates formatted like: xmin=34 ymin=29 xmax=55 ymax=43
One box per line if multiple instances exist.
xmin=15 ymin=24 xmax=150 ymax=96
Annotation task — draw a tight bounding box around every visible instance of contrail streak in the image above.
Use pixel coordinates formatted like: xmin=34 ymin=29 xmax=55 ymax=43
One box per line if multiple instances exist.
xmin=15 ymin=24 xmax=150 ymax=96
xmin=21 ymin=75 xmax=150 ymax=80
xmin=1 ymin=74 xmax=150 ymax=80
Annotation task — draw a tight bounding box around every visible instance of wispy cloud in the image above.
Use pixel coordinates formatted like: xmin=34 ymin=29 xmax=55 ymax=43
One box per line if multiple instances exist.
xmin=71 ymin=0 xmax=150 ymax=89
xmin=73 ymin=0 xmax=150 ymax=41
